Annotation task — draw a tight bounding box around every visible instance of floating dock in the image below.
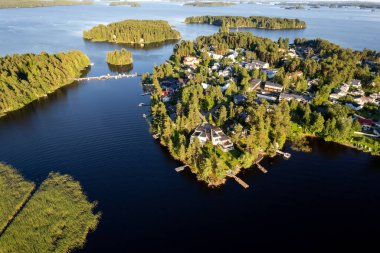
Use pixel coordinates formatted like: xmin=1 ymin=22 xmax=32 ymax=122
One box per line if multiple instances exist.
xmin=276 ymin=150 xmax=291 ymax=159
xmin=175 ymin=165 xmax=189 ymax=172
xmin=73 ymin=73 xmax=139 ymax=82
xmin=229 ymin=174 xmax=249 ymax=189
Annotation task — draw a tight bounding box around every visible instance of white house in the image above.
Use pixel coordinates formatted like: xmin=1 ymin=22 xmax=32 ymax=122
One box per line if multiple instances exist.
xmin=190 ymin=123 xmax=234 ymax=152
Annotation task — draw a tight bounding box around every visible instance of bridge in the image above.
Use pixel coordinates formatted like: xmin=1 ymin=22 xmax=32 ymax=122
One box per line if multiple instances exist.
xmin=72 ymin=73 xmax=140 ymax=82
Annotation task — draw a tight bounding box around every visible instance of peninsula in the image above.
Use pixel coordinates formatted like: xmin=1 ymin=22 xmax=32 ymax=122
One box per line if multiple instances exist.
xmin=145 ymin=31 xmax=379 ymax=186
xmin=185 ymin=15 xmax=307 ymax=29
xmin=83 ymin=20 xmax=181 ymax=45
xmin=0 ymin=163 xmax=100 ymax=252
xmin=106 ymin=48 xmax=133 ymax=66
xmin=0 ymin=50 xmax=90 ymax=117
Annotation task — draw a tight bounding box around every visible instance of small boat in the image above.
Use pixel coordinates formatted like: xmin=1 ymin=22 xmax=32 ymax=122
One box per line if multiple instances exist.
xmin=90 ymin=63 xmax=94 ymax=66
xmin=138 ymin=103 xmax=145 ymax=107
xmin=141 ymin=92 xmax=150 ymax=96
xmin=143 ymin=114 xmax=147 ymax=118
xmin=283 ymin=152 xmax=291 ymax=159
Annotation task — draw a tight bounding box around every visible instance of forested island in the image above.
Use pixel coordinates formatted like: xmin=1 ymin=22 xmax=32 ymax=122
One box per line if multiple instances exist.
xmin=109 ymin=1 xmax=140 ymax=7
xmin=106 ymin=48 xmax=133 ymax=66
xmin=83 ymin=20 xmax=181 ymax=45
xmin=0 ymin=0 xmax=93 ymax=9
xmin=0 ymin=163 xmax=100 ymax=252
xmin=184 ymin=16 xmax=307 ymax=30
xmin=281 ymin=1 xmax=380 ymax=10
xmin=145 ymin=31 xmax=379 ymax=186
xmin=0 ymin=50 xmax=90 ymax=117
xmin=184 ymin=2 xmax=236 ymax=7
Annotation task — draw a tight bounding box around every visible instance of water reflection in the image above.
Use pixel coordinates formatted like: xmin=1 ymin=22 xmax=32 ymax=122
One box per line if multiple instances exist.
xmin=107 ymin=63 xmax=133 ymax=73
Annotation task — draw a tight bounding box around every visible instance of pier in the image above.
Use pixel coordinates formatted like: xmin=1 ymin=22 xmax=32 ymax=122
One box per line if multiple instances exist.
xmin=72 ymin=73 xmax=139 ymax=82
xmin=228 ymin=174 xmax=249 ymax=189
xmin=254 ymin=153 xmax=267 ymax=173
xmin=276 ymin=150 xmax=291 ymax=159
xmin=175 ymin=165 xmax=190 ymax=172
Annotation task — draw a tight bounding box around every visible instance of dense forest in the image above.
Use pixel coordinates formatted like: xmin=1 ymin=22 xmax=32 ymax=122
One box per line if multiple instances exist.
xmin=147 ymin=31 xmax=379 ymax=185
xmin=185 ymin=15 xmax=307 ymax=29
xmin=0 ymin=0 xmax=93 ymax=8
xmin=0 ymin=50 xmax=90 ymax=116
xmin=83 ymin=20 xmax=181 ymax=44
xmin=106 ymin=48 xmax=133 ymax=66
xmin=184 ymin=2 xmax=236 ymax=7
xmin=0 ymin=163 xmax=100 ymax=253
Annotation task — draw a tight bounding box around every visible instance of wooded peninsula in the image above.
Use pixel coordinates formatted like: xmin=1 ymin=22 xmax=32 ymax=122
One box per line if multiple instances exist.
xmin=0 ymin=50 xmax=90 ymax=117
xmin=145 ymin=30 xmax=379 ymax=186
xmin=109 ymin=1 xmax=140 ymax=7
xmin=106 ymin=48 xmax=133 ymax=66
xmin=83 ymin=20 xmax=181 ymax=45
xmin=184 ymin=15 xmax=307 ymax=30
xmin=0 ymin=0 xmax=93 ymax=9
xmin=0 ymin=163 xmax=100 ymax=253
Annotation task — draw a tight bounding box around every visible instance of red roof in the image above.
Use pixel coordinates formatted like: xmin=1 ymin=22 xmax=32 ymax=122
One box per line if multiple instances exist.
xmin=357 ymin=117 xmax=373 ymax=126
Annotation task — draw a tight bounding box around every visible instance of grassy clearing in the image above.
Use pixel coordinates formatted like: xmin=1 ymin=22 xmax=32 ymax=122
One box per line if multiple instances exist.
xmin=0 ymin=172 xmax=101 ymax=253
xmin=0 ymin=163 xmax=35 ymax=234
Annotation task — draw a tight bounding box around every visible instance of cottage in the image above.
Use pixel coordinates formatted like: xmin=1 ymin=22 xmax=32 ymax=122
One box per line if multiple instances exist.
xmin=257 ymin=91 xmax=279 ymax=102
xmin=208 ymin=52 xmax=223 ymax=60
xmin=354 ymin=96 xmax=376 ymax=106
xmin=355 ymin=115 xmax=374 ymax=131
xmin=262 ymin=69 xmax=278 ymax=79
xmin=329 ymin=83 xmax=350 ymax=100
xmin=264 ymin=82 xmax=283 ymax=93
xmin=279 ymin=93 xmax=310 ymax=103
xmin=183 ymin=56 xmax=200 ymax=66
xmin=190 ymin=123 xmax=234 ymax=152
xmin=247 ymin=78 xmax=262 ymax=92
xmin=233 ymin=94 xmax=247 ymax=104
xmin=247 ymin=60 xmax=269 ymax=70
xmin=201 ymin=83 xmax=209 ymax=89
xmin=350 ymin=79 xmax=362 ymax=88
xmin=287 ymin=71 xmax=303 ymax=80
xmin=345 ymin=102 xmax=363 ymax=111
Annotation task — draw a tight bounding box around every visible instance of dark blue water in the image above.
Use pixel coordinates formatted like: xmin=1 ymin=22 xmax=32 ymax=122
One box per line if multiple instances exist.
xmin=0 ymin=2 xmax=380 ymax=252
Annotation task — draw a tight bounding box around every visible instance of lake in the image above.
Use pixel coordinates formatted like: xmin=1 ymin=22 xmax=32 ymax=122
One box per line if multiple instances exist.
xmin=0 ymin=2 xmax=380 ymax=252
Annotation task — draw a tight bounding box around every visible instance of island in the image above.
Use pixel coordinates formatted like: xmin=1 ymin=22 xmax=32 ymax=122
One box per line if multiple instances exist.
xmin=144 ymin=31 xmax=380 ymax=186
xmin=106 ymin=48 xmax=133 ymax=66
xmin=83 ymin=20 xmax=181 ymax=45
xmin=184 ymin=15 xmax=307 ymax=30
xmin=0 ymin=163 xmax=100 ymax=252
xmin=0 ymin=0 xmax=93 ymax=9
xmin=0 ymin=50 xmax=90 ymax=117
xmin=184 ymin=2 xmax=236 ymax=7
xmin=109 ymin=1 xmax=140 ymax=7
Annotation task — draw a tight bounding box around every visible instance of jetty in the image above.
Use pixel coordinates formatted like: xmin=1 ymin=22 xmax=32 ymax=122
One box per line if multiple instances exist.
xmin=73 ymin=73 xmax=139 ymax=82
xmin=175 ymin=165 xmax=189 ymax=172
xmin=276 ymin=150 xmax=291 ymax=159
xmin=228 ymin=174 xmax=249 ymax=189
xmin=254 ymin=153 xmax=267 ymax=173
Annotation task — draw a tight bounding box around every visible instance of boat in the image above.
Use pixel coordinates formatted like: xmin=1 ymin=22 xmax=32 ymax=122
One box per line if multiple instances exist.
xmin=138 ymin=103 xmax=145 ymax=107
xmin=143 ymin=114 xmax=147 ymax=118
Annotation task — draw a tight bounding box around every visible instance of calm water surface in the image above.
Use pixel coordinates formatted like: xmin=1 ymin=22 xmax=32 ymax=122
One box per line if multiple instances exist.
xmin=0 ymin=2 xmax=380 ymax=252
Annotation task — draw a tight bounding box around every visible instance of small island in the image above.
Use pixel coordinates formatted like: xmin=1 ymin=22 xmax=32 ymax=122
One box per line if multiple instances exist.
xmin=0 ymin=50 xmax=90 ymax=117
xmin=109 ymin=1 xmax=140 ymax=7
xmin=185 ymin=15 xmax=307 ymax=30
xmin=145 ymin=31 xmax=379 ymax=187
xmin=0 ymin=0 xmax=93 ymax=9
xmin=106 ymin=48 xmax=133 ymax=66
xmin=0 ymin=163 xmax=100 ymax=252
xmin=83 ymin=20 xmax=181 ymax=45
xmin=184 ymin=2 xmax=236 ymax=7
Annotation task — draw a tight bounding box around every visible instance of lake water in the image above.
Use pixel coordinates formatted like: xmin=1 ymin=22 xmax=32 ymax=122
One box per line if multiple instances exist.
xmin=0 ymin=2 xmax=380 ymax=252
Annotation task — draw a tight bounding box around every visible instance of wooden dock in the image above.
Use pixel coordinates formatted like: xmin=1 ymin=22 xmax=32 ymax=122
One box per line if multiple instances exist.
xmin=229 ymin=175 xmax=249 ymax=189
xmin=175 ymin=165 xmax=189 ymax=172
xmin=256 ymin=163 xmax=268 ymax=173
xmin=253 ymin=153 xmax=267 ymax=173
xmin=73 ymin=73 xmax=139 ymax=82
xmin=276 ymin=150 xmax=291 ymax=159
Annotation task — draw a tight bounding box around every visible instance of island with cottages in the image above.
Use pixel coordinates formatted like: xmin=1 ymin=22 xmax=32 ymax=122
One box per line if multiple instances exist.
xmin=184 ymin=15 xmax=307 ymax=30
xmin=143 ymin=31 xmax=380 ymax=187
xmin=83 ymin=20 xmax=181 ymax=45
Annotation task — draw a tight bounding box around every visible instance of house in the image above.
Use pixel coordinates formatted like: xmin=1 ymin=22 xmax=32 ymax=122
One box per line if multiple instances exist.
xmin=208 ymin=52 xmax=223 ymax=60
xmin=218 ymin=67 xmax=232 ymax=77
xmin=233 ymin=94 xmax=247 ymax=104
xmin=345 ymin=102 xmax=363 ymax=111
xmin=264 ymin=82 xmax=283 ymax=92
xmin=183 ymin=56 xmax=200 ymax=66
xmin=190 ymin=123 xmax=234 ymax=152
xmin=220 ymin=82 xmax=231 ymax=92
xmin=287 ymin=48 xmax=298 ymax=58
xmin=279 ymin=93 xmax=310 ymax=103
xmin=354 ymin=96 xmax=377 ymax=106
xmin=247 ymin=78 xmax=262 ymax=92
xmin=262 ymin=69 xmax=278 ymax=79
xmin=329 ymin=83 xmax=350 ymax=100
xmin=257 ymin=91 xmax=279 ymax=102
xmin=287 ymin=71 xmax=303 ymax=80
xmin=350 ymin=79 xmax=362 ymax=89
xmin=201 ymin=83 xmax=209 ymax=89
xmin=355 ymin=115 xmax=374 ymax=131
xmin=211 ymin=62 xmax=220 ymax=71
xmin=246 ymin=60 xmax=269 ymax=70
